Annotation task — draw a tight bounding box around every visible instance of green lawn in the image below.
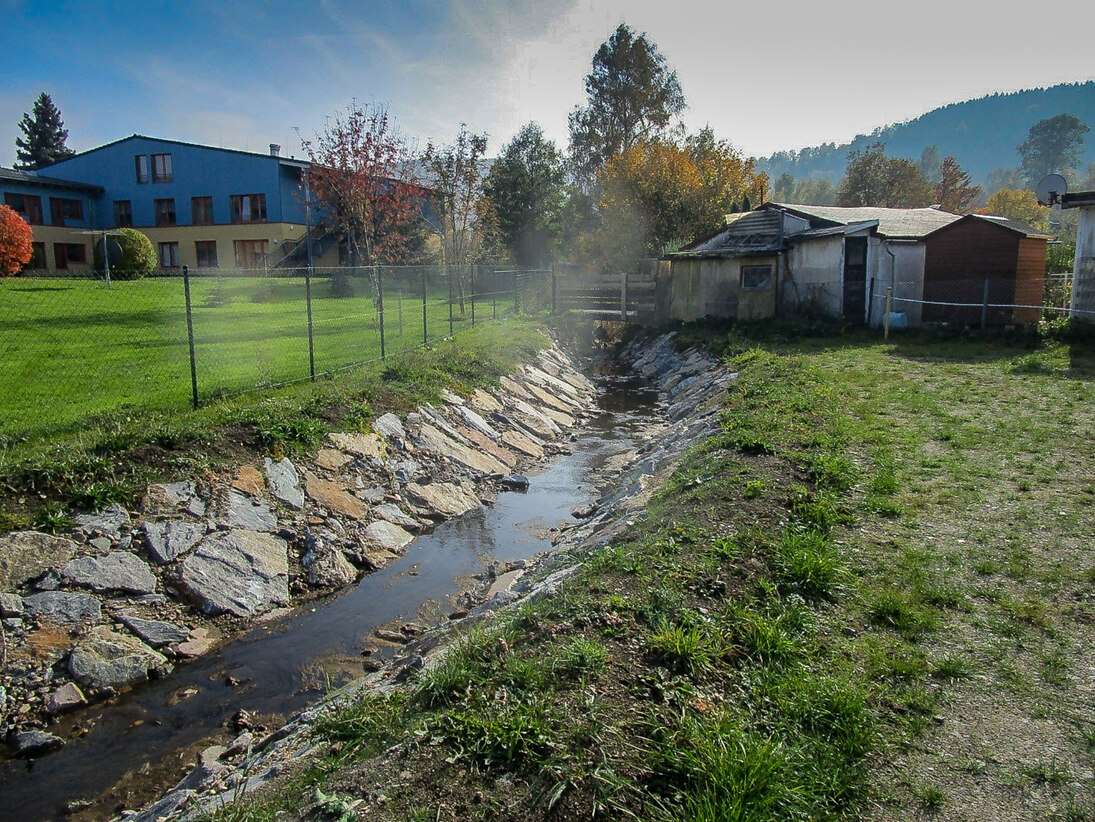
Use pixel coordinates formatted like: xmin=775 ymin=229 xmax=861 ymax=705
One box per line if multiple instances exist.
xmin=0 ymin=273 xmax=513 ymax=441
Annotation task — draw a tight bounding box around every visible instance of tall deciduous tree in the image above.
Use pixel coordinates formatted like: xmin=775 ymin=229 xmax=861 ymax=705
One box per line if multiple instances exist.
xmin=568 ymin=24 xmax=685 ymax=185
xmin=1018 ymin=114 xmax=1090 ymax=186
xmin=15 ymin=92 xmax=75 ymax=170
xmin=836 ymin=143 xmax=933 ymax=208
xmin=304 ymin=102 xmax=422 ymax=268
xmin=934 ymin=156 xmax=981 ymax=214
xmin=0 ymin=204 xmax=33 ymax=275
xmin=482 ymin=124 xmax=566 ymax=268
xmin=981 ymin=189 xmax=1050 ymax=233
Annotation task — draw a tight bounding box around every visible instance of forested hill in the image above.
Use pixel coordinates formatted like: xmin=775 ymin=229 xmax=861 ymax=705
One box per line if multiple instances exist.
xmin=757 ymin=82 xmax=1095 ymax=185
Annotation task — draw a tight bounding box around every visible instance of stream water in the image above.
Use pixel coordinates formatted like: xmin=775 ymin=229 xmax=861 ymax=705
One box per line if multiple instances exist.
xmin=1 ymin=374 xmax=659 ymax=822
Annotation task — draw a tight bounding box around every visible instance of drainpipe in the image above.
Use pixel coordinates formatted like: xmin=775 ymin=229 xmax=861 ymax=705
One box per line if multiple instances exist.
xmin=883 ymin=241 xmax=896 ymax=326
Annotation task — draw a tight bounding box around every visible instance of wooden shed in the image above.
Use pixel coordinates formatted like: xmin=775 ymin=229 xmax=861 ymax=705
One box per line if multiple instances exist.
xmin=922 ymin=215 xmax=1050 ymax=325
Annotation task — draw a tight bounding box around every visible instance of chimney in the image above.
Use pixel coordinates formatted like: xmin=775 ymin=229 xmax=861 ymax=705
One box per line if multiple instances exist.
xmin=269 ymin=143 xmax=281 ymax=157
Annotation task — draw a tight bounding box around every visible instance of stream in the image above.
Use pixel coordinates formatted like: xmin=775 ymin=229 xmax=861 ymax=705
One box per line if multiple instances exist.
xmin=1 ymin=373 xmax=660 ymax=822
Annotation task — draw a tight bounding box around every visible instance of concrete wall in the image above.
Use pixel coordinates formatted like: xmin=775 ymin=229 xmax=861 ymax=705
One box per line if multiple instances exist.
xmin=1071 ymin=206 xmax=1095 ymax=323
xmin=665 ymin=256 xmax=776 ymax=322
xmin=784 ymin=236 xmax=843 ymax=316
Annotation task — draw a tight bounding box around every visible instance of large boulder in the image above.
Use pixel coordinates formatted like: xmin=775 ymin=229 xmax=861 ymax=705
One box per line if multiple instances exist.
xmin=0 ymin=532 xmax=79 ymax=590
xmin=363 ymin=521 xmax=414 ymax=552
xmin=61 ymin=552 xmax=157 ymax=595
xmin=305 ymin=546 xmax=358 ymax=588
xmin=416 ymin=423 xmax=509 ymax=477
xmin=67 ymin=626 xmax=171 ymax=691
xmin=179 ymin=530 xmax=289 ymax=617
xmin=406 ymin=482 xmax=480 ymax=519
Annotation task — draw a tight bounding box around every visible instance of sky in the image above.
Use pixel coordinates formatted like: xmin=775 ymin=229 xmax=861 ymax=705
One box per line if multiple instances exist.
xmin=1 ymin=0 xmax=1093 ymax=168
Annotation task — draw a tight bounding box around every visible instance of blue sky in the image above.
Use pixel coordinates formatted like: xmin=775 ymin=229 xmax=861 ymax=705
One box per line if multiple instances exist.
xmin=2 ymin=0 xmax=1093 ymax=167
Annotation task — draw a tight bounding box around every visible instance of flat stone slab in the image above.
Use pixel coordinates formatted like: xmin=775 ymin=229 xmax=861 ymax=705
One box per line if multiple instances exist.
xmin=303 ymin=471 xmax=367 ymax=520
xmin=524 ymin=382 xmax=577 ymax=415
xmin=73 ymin=504 xmax=130 ymax=539
xmin=372 ymin=503 xmax=420 ymax=531
xmin=469 ymin=388 xmax=504 ymax=413
xmin=11 ymin=729 xmax=65 ymax=758
xmin=179 ymin=530 xmax=289 ymax=617
xmin=119 ymin=611 xmax=191 ymax=648
xmin=223 ymin=490 xmax=278 ymax=532
xmin=0 ymin=592 xmax=24 ymax=617
xmin=499 ymin=375 xmax=535 ymax=400
xmin=305 ymin=546 xmax=358 ymax=588
xmin=24 ymin=591 xmax=102 ymax=624
xmin=456 ymin=425 xmax=519 ymax=468
xmin=142 ymin=520 xmax=205 ymax=564
xmin=373 ymin=413 xmax=405 ymax=440
xmin=328 ymin=432 xmax=386 ymax=462
xmin=62 ymin=552 xmax=157 ymax=595
xmin=68 ymin=626 xmax=171 ymax=691
xmin=416 ymin=423 xmax=509 ymax=477
xmin=406 ymin=482 xmax=480 ymax=519
xmin=232 ymin=465 xmax=266 ymax=497
xmin=142 ymin=481 xmax=199 ymax=516
xmin=0 ymin=531 xmax=79 ymax=590
xmin=456 ymin=405 xmax=501 ymax=440
xmin=315 ymin=448 xmax=355 ymax=471
xmin=363 ymin=521 xmax=414 ymax=552
xmin=264 ymin=457 xmax=304 ymax=510
xmin=47 ymin=682 xmax=87 ymax=714
xmin=500 ymin=430 xmax=545 ymax=459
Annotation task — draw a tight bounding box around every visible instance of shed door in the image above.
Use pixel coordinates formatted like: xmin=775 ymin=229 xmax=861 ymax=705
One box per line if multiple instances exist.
xmin=843 ymin=237 xmax=868 ymax=323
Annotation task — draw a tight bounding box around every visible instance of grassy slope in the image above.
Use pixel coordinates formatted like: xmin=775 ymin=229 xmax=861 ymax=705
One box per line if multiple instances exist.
xmin=201 ymin=325 xmax=1095 ymax=822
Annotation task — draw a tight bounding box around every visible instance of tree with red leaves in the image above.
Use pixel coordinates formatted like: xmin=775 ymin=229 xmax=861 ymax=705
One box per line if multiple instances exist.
xmin=0 ymin=204 xmax=33 ymax=276
xmin=304 ymin=101 xmax=423 ymax=267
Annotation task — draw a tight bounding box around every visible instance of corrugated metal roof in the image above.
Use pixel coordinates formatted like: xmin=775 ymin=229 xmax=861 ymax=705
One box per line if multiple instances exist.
xmin=677 ymin=210 xmax=784 ymax=255
xmin=794 ymin=220 xmax=879 ymax=240
xmin=0 ymin=166 xmax=103 ymax=193
xmin=769 ymin=203 xmax=961 ymax=239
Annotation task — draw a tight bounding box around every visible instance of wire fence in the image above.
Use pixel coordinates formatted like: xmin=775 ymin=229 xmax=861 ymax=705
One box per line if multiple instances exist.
xmin=0 ymin=265 xmax=551 ymax=440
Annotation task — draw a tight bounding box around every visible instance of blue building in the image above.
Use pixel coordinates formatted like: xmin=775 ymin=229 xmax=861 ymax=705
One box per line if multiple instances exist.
xmin=2 ymin=134 xmax=336 ymax=272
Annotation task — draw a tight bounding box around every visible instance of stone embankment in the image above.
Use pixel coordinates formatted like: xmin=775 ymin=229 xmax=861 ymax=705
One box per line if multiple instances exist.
xmin=132 ymin=332 xmax=735 ymax=822
xmin=0 ymin=340 xmax=595 ymax=759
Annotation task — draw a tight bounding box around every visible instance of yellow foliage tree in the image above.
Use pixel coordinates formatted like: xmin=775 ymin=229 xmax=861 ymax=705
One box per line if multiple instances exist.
xmin=980 ymin=189 xmax=1050 ymax=233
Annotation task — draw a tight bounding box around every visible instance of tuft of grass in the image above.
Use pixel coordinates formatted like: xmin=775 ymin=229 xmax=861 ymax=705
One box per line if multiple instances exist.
xmin=648 ymin=617 xmax=727 ymax=676
xmin=868 ymin=589 xmax=938 ymax=640
xmin=553 ymin=637 xmax=608 ymax=681
xmin=931 ymin=654 xmax=974 ymax=681
xmin=770 ymin=526 xmax=842 ymax=601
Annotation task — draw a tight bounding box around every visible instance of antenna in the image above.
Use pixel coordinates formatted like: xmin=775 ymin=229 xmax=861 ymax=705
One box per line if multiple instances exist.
xmin=1035 ymin=174 xmax=1068 ymax=207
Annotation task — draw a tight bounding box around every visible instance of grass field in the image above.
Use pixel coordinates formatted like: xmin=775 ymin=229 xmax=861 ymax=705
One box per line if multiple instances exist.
xmin=0 ymin=271 xmax=524 ymax=441
xmin=195 ymin=324 xmax=1095 ymax=822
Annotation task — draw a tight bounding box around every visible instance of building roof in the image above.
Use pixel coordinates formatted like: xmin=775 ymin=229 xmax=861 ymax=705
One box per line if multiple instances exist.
xmin=675 ymin=210 xmax=785 ymax=257
xmin=39 ymin=133 xmax=309 ymax=170
xmin=0 ymin=166 xmax=104 ymax=193
xmin=794 ymin=220 xmax=879 ymax=240
xmin=1062 ymin=191 xmax=1095 ymax=209
xmin=963 ymin=214 xmax=1052 ymax=239
xmin=767 ymin=203 xmax=961 ymax=239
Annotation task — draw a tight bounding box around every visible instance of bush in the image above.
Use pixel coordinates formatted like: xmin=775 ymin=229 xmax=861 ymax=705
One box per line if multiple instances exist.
xmin=95 ymin=227 xmax=155 ymax=280
xmin=0 ymin=203 xmax=33 ymax=276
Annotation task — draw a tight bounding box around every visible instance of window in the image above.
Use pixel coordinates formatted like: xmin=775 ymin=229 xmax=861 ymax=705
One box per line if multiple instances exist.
xmin=158 ymin=242 xmax=180 ymax=268
xmin=151 ymin=153 xmax=173 ymax=183
xmin=54 ymin=242 xmax=87 ymax=269
xmin=4 ymin=193 xmax=43 ymax=224
xmin=191 ymin=196 xmax=214 ymax=225
xmin=195 ymin=240 xmax=218 ymax=268
xmin=230 ymin=193 xmax=267 ymax=223
xmin=233 ymin=239 xmax=268 ymax=269
xmin=28 ymin=242 xmax=46 ymax=269
xmin=135 ymin=154 xmax=149 ymax=184
xmin=740 ymin=264 xmax=773 ymax=291
xmin=113 ymin=200 xmax=133 ymax=228
xmin=49 ymin=197 xmax=84 ymax=226
xmin=154 ymin=198 xmax=176 ymax=226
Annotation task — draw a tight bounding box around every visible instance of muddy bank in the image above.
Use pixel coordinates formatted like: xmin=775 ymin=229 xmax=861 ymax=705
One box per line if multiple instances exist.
xmin=137 ymin=332 xmax=733 ymax=822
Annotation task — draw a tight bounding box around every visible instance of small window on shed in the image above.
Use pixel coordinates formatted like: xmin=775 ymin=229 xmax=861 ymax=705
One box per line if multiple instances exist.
xmin=741 ymin=264 xmax=772 ymax=291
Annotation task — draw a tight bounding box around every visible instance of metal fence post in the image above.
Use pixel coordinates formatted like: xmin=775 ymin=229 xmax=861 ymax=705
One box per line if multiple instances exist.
xmin=421 ymin=268 xmax=428 ymax=346
xmin=471 ymin=267 xmax=476 ymax=327
xmin=377 ymin=265 xmax=386 ymax=361
xmin=981 ymin=278 xmax=990 ymax=328
xmin=866 ymin=276 xmax=876 ymax=328
xmin=182 ymin=265 xmax=199 ymax=409
xmin=305 ymin=265 xmax=316 ymax=381
xmin=621 ymin=271 xmax=628 ymax=321
xmin=448 ymin=268 xmax=454 ymax=336
xmin=514 ymin=270 xmax=520 ymax=313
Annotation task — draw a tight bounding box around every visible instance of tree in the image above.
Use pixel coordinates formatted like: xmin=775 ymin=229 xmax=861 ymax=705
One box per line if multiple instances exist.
xmin=421 ymin=124 xmax=489 ymax=311
xmin=93 ymin=228 xmax=155 ymax=279
xmin=304 ymin=102 xmax=423 ymax=269
xmin=836 ymin=143 xmax=933 ymax=208
xmin=0 ymin=204 xmax=33 ymax=276
xmin=934 ymin=156 xmax=981 ymax=213
xmin=981 ymin=188 xmax=1050 ymax=233
xmin=1018 ymin=114 xmax=1090 ymax=186
xmin=482 ymin=124 xmax=566 ymax=268
xmin=773 ymin=173 xmax=796 ymax=202
xmin=14 ymin=92 xmax=75 ymax=170
xmin=917 ymin=145 xmax=942 ymax=183
xmin=791 ymin=177 xmax=837 ymax=205
xmin=568 ymin=24 xmax=685 ymax=185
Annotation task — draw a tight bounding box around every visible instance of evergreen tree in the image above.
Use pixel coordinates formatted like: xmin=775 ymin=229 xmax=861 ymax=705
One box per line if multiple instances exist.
xmin=14 ymin=93 xmax=75 ymax=170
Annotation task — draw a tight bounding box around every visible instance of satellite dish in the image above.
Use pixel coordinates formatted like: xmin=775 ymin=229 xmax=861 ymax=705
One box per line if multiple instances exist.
xmin=95 ymin=237 xmax=124 ymax=267
xmin=1035 ymin=174 xmax=1068 ymax=207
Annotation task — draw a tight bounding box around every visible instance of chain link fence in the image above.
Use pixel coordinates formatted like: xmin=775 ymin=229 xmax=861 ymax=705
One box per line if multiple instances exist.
xmin=0 ymin=265 xmax=550 ymax=440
